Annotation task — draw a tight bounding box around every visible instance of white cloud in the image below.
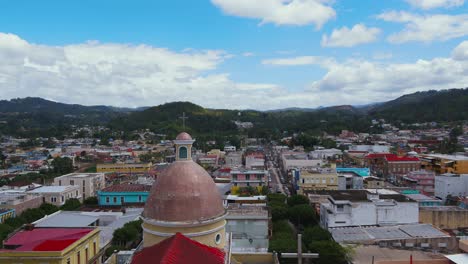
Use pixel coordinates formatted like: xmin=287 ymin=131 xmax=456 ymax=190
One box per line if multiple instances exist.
xmin=1 ymin=33 xmax=468 ymax=110
xmin=452 ymin=40 xmax=468 ymax=60
xmin=263 ymin=41 xmax=468 ymax=106
xmin=321 ymin=24 xmax=381 ymax=47
xmin=242 ymin=52 xmax=254 ymax=57
xmin=373 ymin=52 xmax=393 ymax=60
xmin=378 ymin=11 xmax=468 ymax=43
xmin=211 ymin=0 xmax=335 ymax=29
xmin=0 ymin=32 xmax=287 ymax=110
xmin=406 ymin=0 xmax=464 ymax=9
xmin=262 ymin=56 xmax=327 ymax=66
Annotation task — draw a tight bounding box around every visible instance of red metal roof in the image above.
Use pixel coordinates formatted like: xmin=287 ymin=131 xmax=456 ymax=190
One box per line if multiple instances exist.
xmin=385 ymin=156 xmax=420 ymax=162
xmin=2 ymin=228 xmax=93 ymax=252
xmin=131 ymin=233 xmax=225 ymax=264
xmin=101 ymin=183 xmax=151 ymax=192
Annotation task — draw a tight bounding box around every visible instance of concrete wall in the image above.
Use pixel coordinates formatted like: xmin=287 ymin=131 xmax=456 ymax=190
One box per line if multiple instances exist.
xmin=322 ymin=201 xmax=418 ymax=228
xmin=419 ymin=207 xmax=468 ymax=229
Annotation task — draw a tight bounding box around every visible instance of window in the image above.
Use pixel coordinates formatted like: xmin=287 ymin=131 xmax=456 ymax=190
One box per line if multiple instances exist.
xmin=138 ymin=195 xmax=142 ymax=202
xmin=61 ymin=196 xmax=64 ymax=202
xmin=215 ymin=233 xmax=222 ymax=245
xmin=246 ymin=175 xmax=250 ymax=181
xmin=67 ymin=258 xmax=71 ymax=264
xmin=93 ymin=241 xmax=97 ymax=255
xmin=77 ymin=251 xmax=80 ymax=264
xmin=337 ymin=204 xmax=344 ymax=212
xmin=70 ymin=180 xmax=74 ymax=185
xmin=179 ymin=146 xmax=188 ymax=159
xmin=106 ymin=197 xmax=110 ymax=203
xmin=120 ymin=197 xmax=125 ymax=204
xmin=51 ymin=196 xmax=57 ymax=203
xmin=85 ymin=248 xmax=89 ymax=262
xmin=59 ymin=180 xmax=62 ymax=186
xmin=113 ymin=197 xmax=117 ymax=203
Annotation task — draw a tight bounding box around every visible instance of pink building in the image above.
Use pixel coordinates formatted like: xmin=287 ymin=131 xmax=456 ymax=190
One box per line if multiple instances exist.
xmin=230 ymin=169 xmax=268 ymax=187
xmin=402 ymin=170 xmax=435 ymax=195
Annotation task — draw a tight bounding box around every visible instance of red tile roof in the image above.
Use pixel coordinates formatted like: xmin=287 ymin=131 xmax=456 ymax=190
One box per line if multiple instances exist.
xmin=131 ymin=233 xmax=225 ymax=264
xmin=101 ymin=183 xmax=151 ymax=192
xmin=2 ymin=228 xmax=94 ymax=252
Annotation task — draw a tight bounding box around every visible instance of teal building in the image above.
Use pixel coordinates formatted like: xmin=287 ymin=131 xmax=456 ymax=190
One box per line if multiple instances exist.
xmin=97 ymin=183 xmax=151 ymax=206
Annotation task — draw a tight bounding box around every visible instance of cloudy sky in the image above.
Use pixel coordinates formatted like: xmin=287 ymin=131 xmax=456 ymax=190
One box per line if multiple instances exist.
xmin=0 ymin=0 xmax=467 ymax=110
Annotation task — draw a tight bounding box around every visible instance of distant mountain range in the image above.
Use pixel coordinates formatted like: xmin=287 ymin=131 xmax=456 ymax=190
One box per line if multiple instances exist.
xmin=0 ymin=88 xmax=466 ymax=137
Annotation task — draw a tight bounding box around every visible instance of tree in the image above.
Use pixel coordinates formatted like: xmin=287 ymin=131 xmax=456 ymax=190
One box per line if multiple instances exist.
xmin=40 ymin=203 xmax=60 ymax=215
xmin=84 ymin=196 xmax=98 ymax=206
xmin=288 ymin=204 xmax=317 ymax=228
xmin=302 ymin=226 xmax=332 ymax=246
xmin=0 ymin=151 xmax=6 ymax=169
xmin=51 ymin=157 xmax=74 ymax=175
xmin=308 ymin=240 xmax=352 ymax=264
xmin=60 ymin=198 xmax=82 ymax=211
xmin=287 ymin=195 xmax=310 ymax=207
xmin=21 ymin=208 xmax=46 ymax=223
xmin=3 ymin=216 xmax=26 ymax=229
xmin=271 ymin=206 xmax=289 ymax=221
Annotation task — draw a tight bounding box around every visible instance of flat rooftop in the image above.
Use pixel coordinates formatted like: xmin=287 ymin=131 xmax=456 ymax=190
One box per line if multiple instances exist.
xmin=423 ymin=154 xmax=468 ymax=161
xmin=352 ymin=245 xmax=445 ymax=264
xmin=27 ymin=185 xmax=77 ymax=193
xmin=331 ymin=224 xmax=449 ymax=243
xmin=227 ymin=204 xmax=269 ymax=218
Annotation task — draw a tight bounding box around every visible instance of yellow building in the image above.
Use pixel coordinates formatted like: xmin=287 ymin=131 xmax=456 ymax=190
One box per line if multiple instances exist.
xmin=298 ymin=168 xmax=338 ymax=194
xmin=420 ymin=154 xmax=468 ymax=174
xmin=0 ymin=227 xmax=100 ymax=264
xmin=96 ymin=162 xmax=152 ymax=174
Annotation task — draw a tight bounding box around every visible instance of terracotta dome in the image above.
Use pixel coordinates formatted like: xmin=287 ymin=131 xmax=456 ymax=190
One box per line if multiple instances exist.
xmin=176 ymin=132 xmax=192 ymax=140
xmin=143 ymin=161 xmax=225 ymax=222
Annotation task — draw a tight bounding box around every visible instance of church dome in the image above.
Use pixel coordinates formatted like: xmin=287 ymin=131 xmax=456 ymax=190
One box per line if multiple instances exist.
xmin=143 ymin=160 xmax=225 ymax=222
xmin=176 ymin=132 xmax=192 ymax=140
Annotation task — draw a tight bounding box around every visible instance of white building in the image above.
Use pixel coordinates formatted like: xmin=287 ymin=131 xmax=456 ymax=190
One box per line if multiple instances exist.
xmin=27 ymin=185 xmax=82 ymax=206
xmin=320 ymin=189 xmax=419 ymax=229
xmin=225 ymin=152 xmax=243 ymax=167
xmin=281 ymin=152 xmax=322 ymax=173
xmin=434 ymin=173 xmax=468 ymax=201
xmin=53 ymin=173 xmax=106 ymax=199
xmin=309 ymin=148 xmax=342 ymax=160
xmin=348 ymin=145 xmax=390 ymax=153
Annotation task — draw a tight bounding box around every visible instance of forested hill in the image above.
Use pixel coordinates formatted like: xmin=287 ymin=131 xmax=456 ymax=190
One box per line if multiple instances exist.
xmin=366 ymin=88 xmax=468 ymax=123
xmin=0 ymin=88 xmax=466 ymax=138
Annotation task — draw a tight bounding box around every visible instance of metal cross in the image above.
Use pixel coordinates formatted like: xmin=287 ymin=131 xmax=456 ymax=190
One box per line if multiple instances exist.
xmin=179 ymin=112 xmax=188 ymax=129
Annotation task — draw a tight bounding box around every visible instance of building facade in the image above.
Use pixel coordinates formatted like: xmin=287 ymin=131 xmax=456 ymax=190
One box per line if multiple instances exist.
xmin=434 ymin=173 xmax=468 ymax=201
xmin=297 ymin=168 xmax=338 ymax=194
xmin=0 ymin=227 xmax=100 ymax=264
xmin=28 ymin=185 xmax=82 ymax=206
xmin=320 ymin=190 xmax=419 ymax=229
xmin=231 ymin=169 xmax=268 ymax=187
xmin=97 ymin=183 xmax=151 ymax=206
xmin=225 ymin=203 xmax=270 ymax=252
xmin=421 ymin=154 xmax=468 ymax=174
xmin=53 ymin=172 xmax=105 ymax=200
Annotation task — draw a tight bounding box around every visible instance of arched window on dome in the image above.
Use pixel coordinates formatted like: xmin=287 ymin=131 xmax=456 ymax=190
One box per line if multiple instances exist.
xmin=179 ymin=146 xmax=188 ymax=159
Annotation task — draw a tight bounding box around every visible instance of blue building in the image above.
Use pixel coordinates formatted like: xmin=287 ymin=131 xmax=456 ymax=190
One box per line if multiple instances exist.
xmin=0 ymin=208 xmax=15 ymax=223
xmin=97 ymin=183 xmax=151 ymax=206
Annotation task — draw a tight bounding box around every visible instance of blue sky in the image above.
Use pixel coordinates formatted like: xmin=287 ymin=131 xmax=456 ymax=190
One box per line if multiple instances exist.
xmin=0 ymin=0 xmax=467 ymax=109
